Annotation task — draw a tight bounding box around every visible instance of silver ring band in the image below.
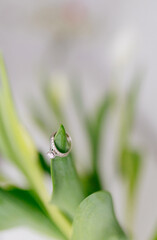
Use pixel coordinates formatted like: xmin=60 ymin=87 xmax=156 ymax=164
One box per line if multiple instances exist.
xmin=47 ymin=131 xmax=72 ymax=159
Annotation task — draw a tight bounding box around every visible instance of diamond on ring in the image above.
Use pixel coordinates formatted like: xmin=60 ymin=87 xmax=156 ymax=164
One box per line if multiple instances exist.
xmin=47 ymin=150 xmax=55 ymax=159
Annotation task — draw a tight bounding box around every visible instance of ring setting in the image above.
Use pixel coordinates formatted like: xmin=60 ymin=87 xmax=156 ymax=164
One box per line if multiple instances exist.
xmin=47 ymin=131 xmax=72 ymax=159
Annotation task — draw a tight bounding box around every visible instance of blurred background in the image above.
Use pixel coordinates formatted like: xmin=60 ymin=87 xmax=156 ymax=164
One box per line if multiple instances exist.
xmin=0 ymin=0 xmax=157 ymax=240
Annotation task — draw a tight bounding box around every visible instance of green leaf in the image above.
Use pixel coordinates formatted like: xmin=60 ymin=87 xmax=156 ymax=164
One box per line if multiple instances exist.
xmin=71 ymin=80 xmax=115 ymax=173
xmin=71 ymin=191 xmax=128 ymax=240
xmin=148 ymin=226 xmax=157 ymax=240
xmin=118 ymin=80 xmax=140 ymax=152
xmin=81 ymin=172 xmax=102 ymax=197
xmin=90 ymin=93 xmax=116 ymax=171
xmin=0 ymin=174 xmax=9 ymax=186
xmin=0 ymin=187 xmax=66 ymax=240
xmin=71 ymin=81 xmax=115 ymax=194
xmin=121 ymin=148 xmax=141 ymax=199
xmin=38 ymin=152 xmax=51 ymax=175
xmin=0 ymin=55 xmax=53 ymax=209
xmin=118 ymin=80 xmax=141 ymax=188
xmin=51 ymin=125 xmax=84 ymax=218
xmin=29 ymin=101 xmax=51 ymax=135
xmin=70 ymin=80 xmax=85 ymax=121
xmin=43 ymin=80 xmax=64 ymax=122
xmin=84 ymin=93 xmax=115 ymax=194
xmin=117 ymin=79 xmax=142 ymax=232
xmin=151 ymin=230 xmax=157 ymax=240
xmin=0 ymin=55 xmax=72 ymax=240
xmin=0 ymin=55 xmax=45 ymax=186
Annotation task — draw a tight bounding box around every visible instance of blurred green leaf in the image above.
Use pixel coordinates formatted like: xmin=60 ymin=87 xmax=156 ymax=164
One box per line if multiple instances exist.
xmin=0 ymin=174 xmax=9 ymax=186
xmin=85 ymin=93 xmax=115 ymax=193
xmin=81 ymin=172 xmax=102 ymax=197
xmin=51 ymin=125 xmax=84 ymax=218
xmin=90 ymin=93 xmax=116 ymax=171
xmin=0 ymin=55 xmax=45 ymax=185
xmin=29 ymin=101 xmax=51 ymax=135
xmin=43 ymin=80 xmax=64 ymax=122
xmin=121 ymin=148 xmax=141 ymax=199
xmin=71 ymin=191 xmax=128 ymax=240
xmin=0 ymin=187 xmax=66 ymax=240
xmin=119 ymin=80 xmax=140 ymax=151
xmin=71 ymin=81 xmax=115 ymax=169
xmin=117 ymin=79 xmax=142 ymax=232
xmin=118 ymin=80 xmax=141 ymax=186
xmin=0 ymin=56 xmax=72 ymax=240
xmin=149 ymin=227 xmax=157 ymax=240
xmin=71 ymin=80 xmax=115 ymax=194
xmin=38 ymin=152 xmax=51 ymax=175
xmin=0 ymin=56 xmax=51 ymax=217
xmin=70 ymin=80 xmax=85 ymax=121
xmin=152 ymin=231 xmax=157 ymax=240
xmin=119 ymin=81 xmax=139 ymax=178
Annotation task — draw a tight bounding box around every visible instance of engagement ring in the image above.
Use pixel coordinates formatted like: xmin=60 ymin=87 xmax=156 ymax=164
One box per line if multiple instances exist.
xmin=47 ymin=131 xmax=72 ymax=159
